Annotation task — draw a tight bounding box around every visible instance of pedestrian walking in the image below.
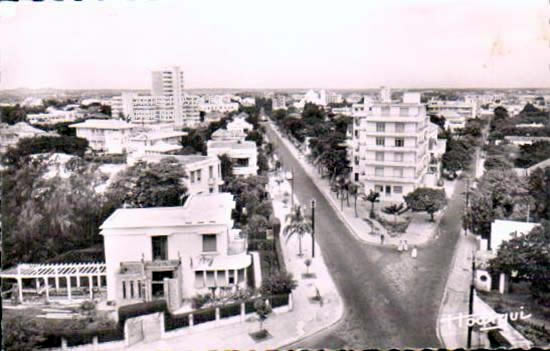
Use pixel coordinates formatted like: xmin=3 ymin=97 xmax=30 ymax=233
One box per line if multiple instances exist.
xmin=398 ymin=240 xmax=403 ymax=252
xmin=411 ymin=245 xmax=417 ymax=258
xmin=380 ymin=233 xmax=385 ymax=245
xmin=404 ymin=240 xmax=408 ymax=251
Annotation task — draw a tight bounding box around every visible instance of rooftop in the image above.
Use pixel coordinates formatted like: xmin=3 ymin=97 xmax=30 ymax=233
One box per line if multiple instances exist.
xmin=134 ymin=154 xmax=216 ymax=166
xmin=100 ymin=192 xmax=235 ymax=231
xmin=208 ymin=140 xmax=257 ymax=150
xmin=131 ymin=131 xmax=187 ymax=141
xmin=69 ymin=119 xmax=136 ymax=130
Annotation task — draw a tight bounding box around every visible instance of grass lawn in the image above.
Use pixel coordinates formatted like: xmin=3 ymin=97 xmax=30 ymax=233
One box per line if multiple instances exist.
xmin=478 ymin=282 xmax=550 ymax=347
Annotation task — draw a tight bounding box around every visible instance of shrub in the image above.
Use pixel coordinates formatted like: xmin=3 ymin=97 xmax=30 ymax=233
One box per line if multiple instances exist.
xmin=269 ymin=294 xmax=289 ymax=308
xmin=220 ymin=302 xmax=242 ymax=318
xmin=97 ymin=328 xmax=124 ymax=343
xmin=164 ymin=312 xmax=190 ymax=331
xmin=260 ymin=272 xmax=297 ymax=296
xmin=118 ymin=300 xmax=167 ymax=328
xmin=245 ymin=300 xmax=257 ymax=314
xmin=193 ymin=307 xmax=216 ymax=325
xmin=191 ymin=293 xmax=212 ymax=309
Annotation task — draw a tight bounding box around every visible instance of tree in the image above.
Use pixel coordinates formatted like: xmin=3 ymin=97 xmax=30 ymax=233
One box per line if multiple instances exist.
xmin=528 ymin=166 xmax=550 ymax=221
xmin=404 ymin=188 xmax=447 ymax=222
xmin=429 ymin=114 xmax=446 ymax=130
xmin=254 ymin=299 xmax=272 ymax=332
xmin=383 ymin=203 xmax=405 ymax=225
xmin=0 ymin=104 xmax=28 ymax=125
xmin=488 ymin=221 xmax=550 ymax=305
xmin=107 ymin=158 xmax=187 ymax=208
xmin=283 ymin=205 xmax=312 ymax=256
xmin=246 ymin=130 xmax=264 ymax=147
xmin=362 ymin=190 xmax=380 ymax=219
xmin=3 ymin=135 xmax=89 ymax=167
xmin=3 ymin=315 xmax=46 ymax=351
xmin=218 ymin=154 xmax=234 ymax=181
xmin=493 ymin=106 xmax=509 ymax=121
xmin=515 ymin=141 xmax=550 ymax=168
xmin=260 ymin=271 xmax=298 ymax=295
xmin=348 ymin=182 xmax=361 ymax=217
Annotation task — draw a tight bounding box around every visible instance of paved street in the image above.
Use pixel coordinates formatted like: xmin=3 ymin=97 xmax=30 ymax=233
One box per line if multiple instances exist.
xmin=265 ymin=123 xmax=468 ymax=348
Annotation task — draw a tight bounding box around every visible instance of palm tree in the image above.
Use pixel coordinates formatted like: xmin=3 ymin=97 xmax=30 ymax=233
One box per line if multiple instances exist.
xmin=362 ymin=190 xmax=380 ymax=219
xmin=383 ymin=203 xmax=405 ymax=225
xmin=283 ymin=205 xmax=313 ymax=256
xmin=348 ymin=182 xmax=360 ymax=217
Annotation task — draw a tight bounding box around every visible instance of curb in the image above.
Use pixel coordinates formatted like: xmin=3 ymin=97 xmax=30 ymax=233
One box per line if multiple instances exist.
xmin=435 ymin=229 xmax=467 ymax=348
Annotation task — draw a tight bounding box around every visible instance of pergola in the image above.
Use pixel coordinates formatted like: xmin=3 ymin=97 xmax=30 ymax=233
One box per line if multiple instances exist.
xmin=0 ymin=262 xmax=107 ymax=303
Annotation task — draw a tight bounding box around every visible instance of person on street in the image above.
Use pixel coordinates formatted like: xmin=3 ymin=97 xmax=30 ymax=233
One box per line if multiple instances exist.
xmin=380 ymin=233 xmax=385 ymax=245
xmin=411 ymin=245 xmax=418 ymax=258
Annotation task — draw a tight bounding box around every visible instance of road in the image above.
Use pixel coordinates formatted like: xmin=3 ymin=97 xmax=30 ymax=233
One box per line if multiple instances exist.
xmin=265 ymin=123 xmax=468 ymax=348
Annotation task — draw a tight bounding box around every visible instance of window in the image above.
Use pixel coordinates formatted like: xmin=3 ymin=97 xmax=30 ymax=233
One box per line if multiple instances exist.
xmin=376 ymin=122 xmax=385 ymax=132
xmin=354 ymin=173 xmax=359 ymax=182
xmin=122 ymin=281 xmax=127 ymax=299
xmin=209 ymin=165 xmax=214 ymax=178
xmin=395 ymin=138 xmax=405 ymax=147
xmin=238 ymin=269 xmax=245 ymax=283
xmin=206 ymin=271 xmax=215 ymax=287
xmin=190 ymin=171 xmax=195 ymax=183
xmin=197 ymin=169 xmax=202 ymax=182
xmin=228 ymin=270 xmax=235 ymax=284
xmin=385 ymin=185 xmax=391 ymax=195
xmin=355 ymin=156 xmax=359 ymax=165
xmin=354 ymin=130 xmax=359 ymax=138
xmin=195 ymin=271 xmax=205 ymax=288
xmin=209 ymin=187 xmax=214 ymax=193
xmin=152 ymin=236 xmax=168 ymax=261
xmin=375 ymin=152 xmax=384 ymax=161
xmin=235 ymin=158 xmax=249 ymax=167
xmin=393 ymin=167 xmax=403 ymax=178
xmin=202 ymin=234 xmax=217 ymax=252
xmin=375 ymin=167 xmax=384 ymax=176
xmin=217 ymin=271 xmax=226 ymax=286
xmin=395 ymin=123 xmax=405 ymax=133
xmin=394 ymin=186 xmax=403 ymax=194
xmin=374 ymin=185 xmax=383 ymax=193
xmin=394 ymin=152 xmax=404 ymax=162
xmin=376 ymin=137 xmax=385 ymax=146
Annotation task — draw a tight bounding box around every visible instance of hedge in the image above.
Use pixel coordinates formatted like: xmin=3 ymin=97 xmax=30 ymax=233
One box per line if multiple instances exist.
xmin=118 ymin=300 xmax=167 ymax=328
xmin=97 ymin=327 xmax=124 ymax=343
xmin=193 ymin=307 xmax=216 ymax=325
xmin=245 ymin=300 xmax=256 ymax=314
xmin=269 ymin=294 xmax=289 ymax=308
xmin=488 ymin=329 xmax=512 ymax=348
xmin=220 ymin=302 xmax=242 ymax=318
xmin=164 ymin=312 xmax=190 ymax=331
xmin=65 ymin=332 xmax=95 ymax=347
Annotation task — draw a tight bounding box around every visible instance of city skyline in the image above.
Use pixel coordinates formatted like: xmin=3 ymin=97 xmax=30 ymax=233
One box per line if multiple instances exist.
xmin=0 ymin=0 xmax=549 ymax=90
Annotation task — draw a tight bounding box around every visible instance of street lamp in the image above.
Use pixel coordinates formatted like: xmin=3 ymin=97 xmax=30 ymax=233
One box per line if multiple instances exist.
xmin=467 ymin=250 xmax=477 ymax=349
xmin=286 ymin=168 xmax=295 ymax=208
xmin=311 ymin=199 xmax=316 ymax=258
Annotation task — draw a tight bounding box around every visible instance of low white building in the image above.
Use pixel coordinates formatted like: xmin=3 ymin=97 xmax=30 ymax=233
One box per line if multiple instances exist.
xmin=272 ymin=95 xmax=287 ymax=110
xmin=226 ymin=113 xmax=253 ymax=134
xmin=127 ymin=154 xmax=224 ymax=195
xmin=427 ymin=98 xmax=478 ymax=132
xmin=27 ymin=108 xmax=83 ymax=125
xmin=199 ymin=102 xmax=239 ymax=114
xmin=128 ymin=130 xmax=186 ymax=155
xmin=100 ymin=192 xmax=251 ymax=307
xmin=207 ymin=140 xmax=258 ymax=177
xmin=69 ymin=119 xmax=136 ymax=154
xmin=211 ymin=128 xmax=247 ymax=142
xmin=0 ymin=122 xmax=58 ymax=153
xmin=240 ymin=97 xmax=256 ymax=107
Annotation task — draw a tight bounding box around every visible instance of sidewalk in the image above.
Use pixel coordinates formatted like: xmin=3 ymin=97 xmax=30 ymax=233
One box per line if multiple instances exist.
xmin=128 ymin=176 xmax=343 ymax=350
xmin=269 ymin=122 xmax=455 ymax=248
xmin=437 ymin=230 xmax=479 ymax=349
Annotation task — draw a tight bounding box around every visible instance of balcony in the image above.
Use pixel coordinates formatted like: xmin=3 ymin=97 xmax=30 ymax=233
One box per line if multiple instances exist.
xmin=365 ymin=174 xmax=421 ymax=183
xmin=363 ymin=159 xmax=417 ymax=167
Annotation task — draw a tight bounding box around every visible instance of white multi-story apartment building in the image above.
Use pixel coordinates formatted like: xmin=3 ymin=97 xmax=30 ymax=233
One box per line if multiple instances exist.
xmin=426 ymin=98 xmax=478 ymax=132
xmin=349 ymin=89 xmax=444 ymax=202
xmin=198 ymin=102 xmax=239 ymax=114
xmin=111 ymin=93 xmax=174 ymax=124
xmin=100 ymin=192 xmax=251 ymax=308
xmin=127 ymin=154 xmax=224 ymax=195
xmin=207 ymin=140 xmax=258 ymax=177
xmin=272 ymin=95 xmax=287 ymax=110
xmin=69 ymin=119 xmax=136 ymax=154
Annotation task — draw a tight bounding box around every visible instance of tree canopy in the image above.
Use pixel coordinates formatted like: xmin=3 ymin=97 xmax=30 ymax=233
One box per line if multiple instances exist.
xmin=404 ymin=187 xmax=447 ymax=221
xmin=3 ymin=135 xmax=89 ymax=167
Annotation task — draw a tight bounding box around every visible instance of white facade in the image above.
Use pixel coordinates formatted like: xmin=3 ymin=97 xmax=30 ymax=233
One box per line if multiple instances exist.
xmin=27 ymin=108 xmax=83 ymax=125
xmin=272 ymin=95 xmax=287 ymax=110
xmin=348 ymin=90 xmax=444 ymax=202
xmin=69 ymin=119 xmax=136 ymax=154
xmin=0 ymin=122 xmax=57 ymax=153
xmin=199 ymin=102 xmax=239 ymax=113
xmin=427 ymin=98 xmax=478 ymax=132
xmin=241 ymin=97 xmax=256 ymax=107
xmin=111 ymin=93 xmax=175 ymax=124
xmin=127 ymin=154 xmax=224 ymax=196
xmin=100 ymin=193 xmax=251 ymax=306
xmin=207 ymin=140 xmax=258 ymax=177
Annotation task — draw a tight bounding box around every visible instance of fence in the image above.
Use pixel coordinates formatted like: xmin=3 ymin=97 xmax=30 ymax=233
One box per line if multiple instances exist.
xmin=47 ymin=294 xmax=292 ymax=349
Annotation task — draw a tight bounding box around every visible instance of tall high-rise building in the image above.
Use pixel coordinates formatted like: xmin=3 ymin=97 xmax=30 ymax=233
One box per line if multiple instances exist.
xmin=152 ymin=66 xmax=199 ymax=128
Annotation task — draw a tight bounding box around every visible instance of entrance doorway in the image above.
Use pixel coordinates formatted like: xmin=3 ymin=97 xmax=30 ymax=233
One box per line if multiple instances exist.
xmin=151 ymin=270 xmax=173 ymax=299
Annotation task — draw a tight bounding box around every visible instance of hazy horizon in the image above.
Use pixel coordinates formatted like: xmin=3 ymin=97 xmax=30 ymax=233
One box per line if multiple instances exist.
xmin=1 ymin=0 xmax=549 ymax=90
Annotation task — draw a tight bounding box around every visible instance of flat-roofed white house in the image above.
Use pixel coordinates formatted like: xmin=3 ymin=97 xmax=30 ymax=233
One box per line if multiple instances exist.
xmin=210 ymin=128 xmax=247 ymax=142
xmin=69 ymin=119 xmax=136 ymax=154
xmin=128 ymin=130 xmax=186 ymax=155
xmin=207 ymin=140 xmax=258 ymax=177
xmin=100 ymin=193 xmax=251 ymax=308
xmin=127 ymin=154 xmax=224 ymax=195
xmin=226 ymin=113 xmax=253 ymax=134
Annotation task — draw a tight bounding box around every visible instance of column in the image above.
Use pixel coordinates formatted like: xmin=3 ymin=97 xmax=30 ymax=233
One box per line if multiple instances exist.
xmin=97 ymin=275 xmax=102 ymax=288
xmin=76 ymin=275 xmax=81 ymax=288
xmin=17 ymin=278 xmax=23 ymax=303
xmin=225 ymin=269 xmax=229 ymax=286
xmin=44 ymin=277 xmax=50 ymax=302
xmin=55 ymin=274 xmax=60 ymax=291
xmin=244 ymin=267 xmax=247 ymax=285
xmin=67 ymin=276 xmax=72 ymax=301
xmin=35 ymin=279 xmax=40 ymax=293
xmin=88 ymin=275 xmax=93 ymax=300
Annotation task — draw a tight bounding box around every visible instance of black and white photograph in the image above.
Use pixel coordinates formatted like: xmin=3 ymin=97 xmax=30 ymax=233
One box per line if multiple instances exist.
xmin=0 ymin=0 xmax=549 ymax=349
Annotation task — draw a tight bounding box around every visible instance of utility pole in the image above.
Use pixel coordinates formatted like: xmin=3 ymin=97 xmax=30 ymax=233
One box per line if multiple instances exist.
xmin=311 ymin=199 xmax=316 ymax=258
xmin=464 ymin=177 xmax=471 ymax=236
xmin=467 ymin=250 xmax=476 ymax=349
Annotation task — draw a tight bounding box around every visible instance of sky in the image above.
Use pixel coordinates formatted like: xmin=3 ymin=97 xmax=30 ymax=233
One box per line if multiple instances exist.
xmin=0 ymin=0 xmax=549 ymax=90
